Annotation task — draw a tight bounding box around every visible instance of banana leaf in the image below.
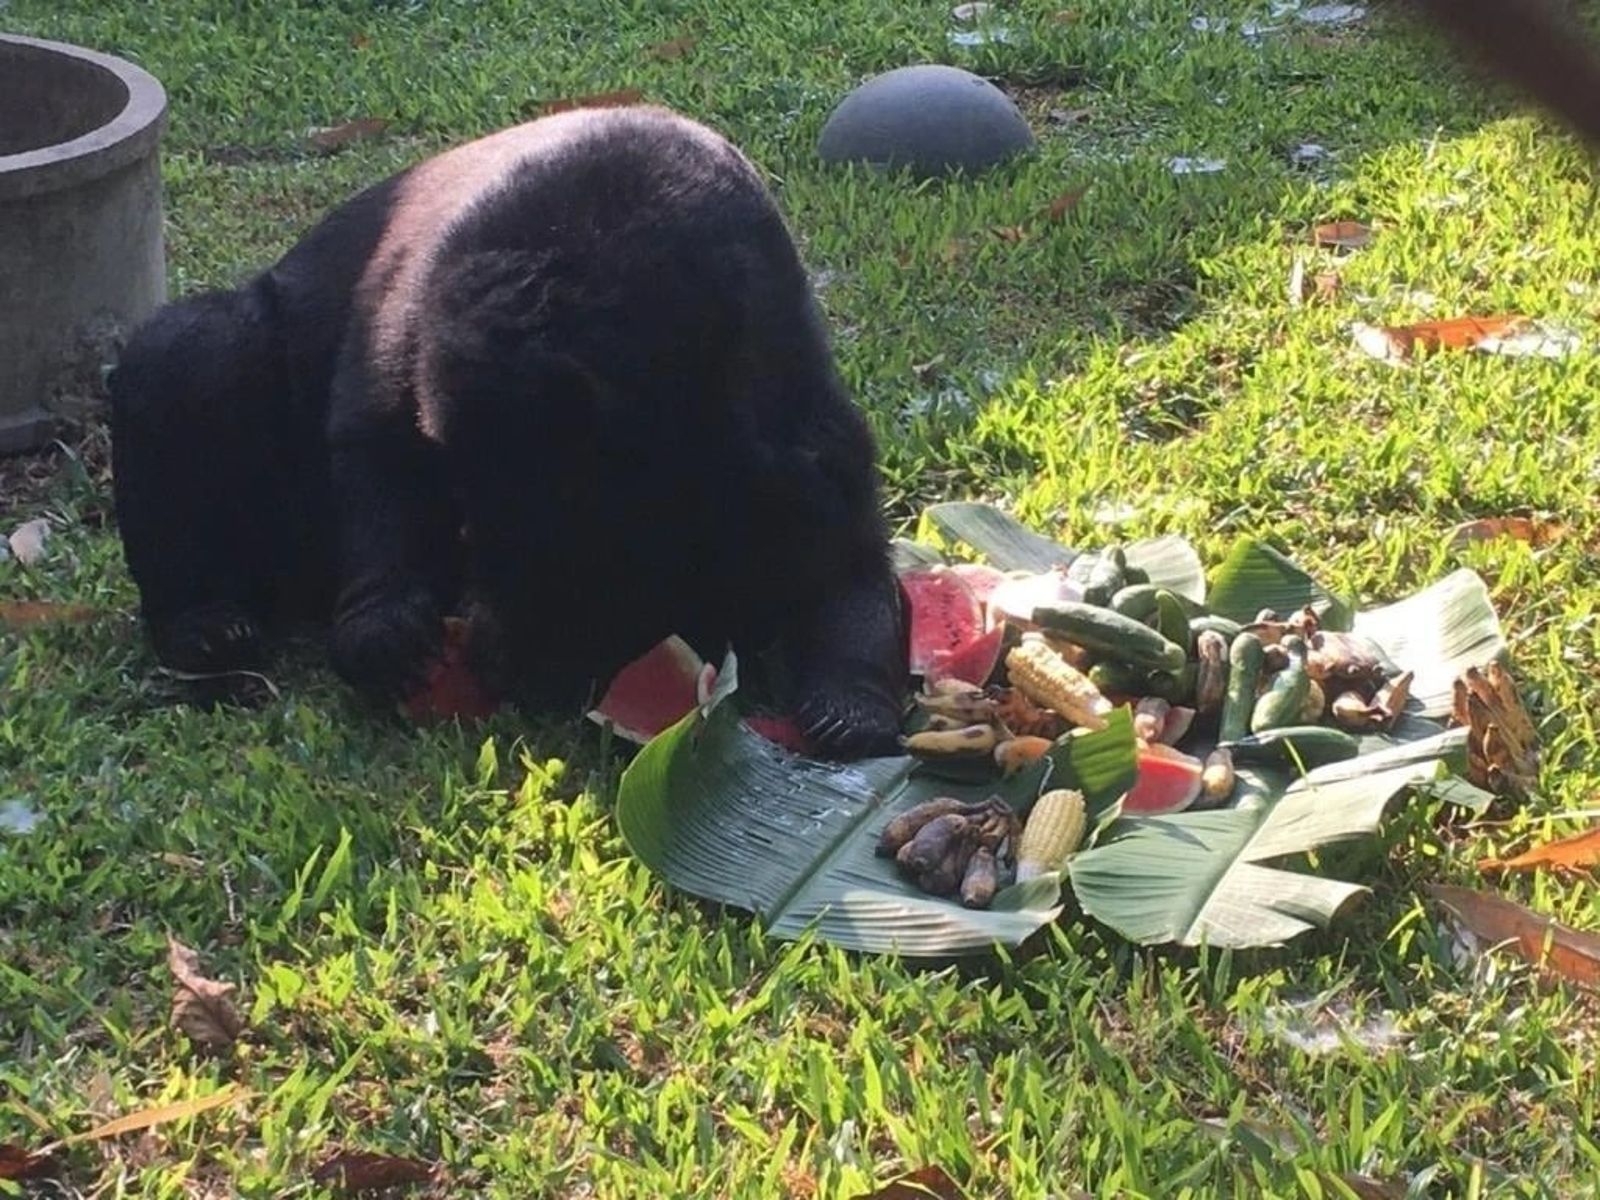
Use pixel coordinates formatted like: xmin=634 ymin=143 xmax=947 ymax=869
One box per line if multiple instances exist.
xmin=612 ymin=506 xmax=1504 ymax=956
xmin=614 ymin=684 xmax=1139 ymax=956
xmin=1066 ymin=759 xmax=1456 ymax=948
xmin=1205 ymin=538 xmax=1357 ymax=630
xmin=919 ymin=501 xmax=1207 ymax=603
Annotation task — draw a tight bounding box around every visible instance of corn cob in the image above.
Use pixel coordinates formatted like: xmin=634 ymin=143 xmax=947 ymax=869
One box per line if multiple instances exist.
xmin=1005 ymin=634 xmax=1112 ymax=731
xmin=1015 ymin=788 xmax=1087 ymax=881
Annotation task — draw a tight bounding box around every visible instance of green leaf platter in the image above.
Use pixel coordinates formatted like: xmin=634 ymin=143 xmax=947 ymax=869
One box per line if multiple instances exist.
xmin=613 ymin=503 xmax=1505 ymax=956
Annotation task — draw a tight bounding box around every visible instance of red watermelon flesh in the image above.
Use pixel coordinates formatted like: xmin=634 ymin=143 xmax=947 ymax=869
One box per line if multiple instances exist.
xmin=587 ymin=635 xmax=705 ymax=744
xmin=402 ymin=617 xmax=501 ymax=723
xmin=1121 ymin=743 xmax=1204 ymax=814
xmin=900 ymin=565 xmax=984 ymax=675
xmin=951 ymin=562 xmax=1007 ymax=618
xmin=923 ymin=623 xmax=1006 ymax=688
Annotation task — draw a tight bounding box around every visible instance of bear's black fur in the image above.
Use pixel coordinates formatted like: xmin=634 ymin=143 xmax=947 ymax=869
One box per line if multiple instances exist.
xmin=109 ymin=106 xmax=908 ymax=758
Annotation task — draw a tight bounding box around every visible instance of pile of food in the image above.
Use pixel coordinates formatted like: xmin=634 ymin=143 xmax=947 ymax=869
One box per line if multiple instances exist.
xmin=876 ymin=789 xmax=1087 ymax=909
xmin=889 ymin=544 xmax=1444 ymax=906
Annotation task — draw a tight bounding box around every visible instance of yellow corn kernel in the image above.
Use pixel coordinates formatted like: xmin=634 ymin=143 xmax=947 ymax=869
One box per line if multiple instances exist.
xmin=1016 ymin=788 xmax=1086 ymax=880
xmin=1005 ymin=635 xmax=1112 ymax=731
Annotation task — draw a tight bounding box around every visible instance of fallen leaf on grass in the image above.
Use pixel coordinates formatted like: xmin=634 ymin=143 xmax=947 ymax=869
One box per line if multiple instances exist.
xmin=307 ymin=117 xmax=390 ymax=153
xmin=1453 ymin=662 xmax=1539 ymax=798
xmin=167 ymin=935 xmax=245 ymax=1049
xmin=1428 ymin=884 xmax=1600 ymax=991
xmin=59 ymin=1083 xmax=249 ymax=1147
xmin=350 ymin=31 xmax=372 ymax=49
xmin=1448 ymin=516 xmax=1565 ymax=550
xmin=1353 ymin=315 xmax=1529 ymax=362
xmin=644 ymin=35 xmax=697 ymax=60
xmin=1044 ymin=185 xmax=1087 ymax=221
xmin=0 ymin=601 xmax=101 ymax=628
xmin=312 ymin=1151 xmax=436 ymax=1193
xmin=1480 ymin=826 xmax=1600 ymax=876
xmin=1048 ymin=106 xmax=1093 ymax=125
xmin=854 ymin=1165 xmax=966 ymax=1200
xmin=538 ymin=87 xmax=644 ymax=116
xmin=991 ymin=224 xmax=1029 ymax=243
xmin=1313 ymin=219 xmax=1372 ymax=250
xmin=0 ymin=1144 xmax=55 ymax=1181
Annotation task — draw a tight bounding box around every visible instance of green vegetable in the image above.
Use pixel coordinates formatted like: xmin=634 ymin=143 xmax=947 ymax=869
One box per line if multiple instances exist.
xmin=1223 ymin=725 xmax=1361 ymax=768
xmin=1032 ymin=601 xmax=1188 ymax=672
xmin=1081 ymin=547 xmax=1128 ymax=608
xmin=1218 ymin=631 xmax=1264 ymax=743
xmin=1189 ymin=614 xmax=1243 ymax=642
xmin=1153 ymin=589 xmax=1190 ymax=650
xmin=1109 ymin=583 xmax=1162 ymax=620
xmin=1250 ymin=633 xmax=1309 ymax=733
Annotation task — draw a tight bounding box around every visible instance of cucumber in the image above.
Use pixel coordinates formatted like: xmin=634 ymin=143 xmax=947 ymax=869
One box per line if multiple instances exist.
xmin=1109 ymin=583 xmax=1163 ymax=620
xmin=1189 ymin=614 xmax=1243 ymax=642
xmin=1250 ymin=633 xmax=1309 ymax=733
xmin=1081 ymin=547 xmax=1128 ymax=608
xmin=1088 ymin=660 xmax=1150 ymax=696
xmin=1222 ymin=725 xmax=1361 ymax=768
xmin=1153 ymin=590 xmax=1190 ymax=650
xmin=1031 ymin=601 xmax=1188 ymax=672
xmin=1088 ymin=661 xmax=1184 ymax=702
xmin=1217 ymin=631 xmax=1264 ymax=743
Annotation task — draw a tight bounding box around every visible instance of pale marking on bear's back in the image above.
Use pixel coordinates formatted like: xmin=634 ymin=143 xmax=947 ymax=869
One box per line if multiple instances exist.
xmin=353 ymin=106 xmax=744 ymax=443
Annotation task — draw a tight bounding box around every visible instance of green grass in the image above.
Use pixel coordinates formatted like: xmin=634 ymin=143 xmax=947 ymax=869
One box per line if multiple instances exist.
xmin=4 ymin=0 xmax=1600 ymax=1195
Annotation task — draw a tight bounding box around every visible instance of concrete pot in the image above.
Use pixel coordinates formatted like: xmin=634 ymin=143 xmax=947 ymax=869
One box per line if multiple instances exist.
xmin=0 ymin=33 xmax=168 ymax=455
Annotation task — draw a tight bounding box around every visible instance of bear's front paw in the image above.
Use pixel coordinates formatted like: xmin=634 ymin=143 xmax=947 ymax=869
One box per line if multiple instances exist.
xmin=794 ymin=680 xmax=904 ymax=760
xmin=152 ymin=604 xmax=263 ymax=674
xmin=331 ymin=582 xmax=442 ymax=700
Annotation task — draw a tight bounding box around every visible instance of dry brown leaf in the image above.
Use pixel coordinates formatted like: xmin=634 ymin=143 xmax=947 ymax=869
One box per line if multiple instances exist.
xmin=312 ymin=1150 xmax=436 ymax=1193
xmin=1480 ymin=826 xmax=1600 ymax=876
xmin=1313 ymin=219 xmax=1372 ymax=250
xmin=0 ymin=1144 xmax=55 ymax=1181
xmin=1044 ymin=185 xmax=1088 ymax=222
xmin=538 ymin=87 xmax=645 ymax=116
xmin=991 ymin=224 xmax=1029 ymax=243
xmin=940 ymin=238 xmax=966 ymax=265
xmin=855 ymin=1165 xmax=966 ymax=1200
xmin=1354 ymin=314 xmax=1529 ymax=362
xmin=350 ymin=31 xmax=372 ymax=49
xmin=1048 ymin=9 xmax=1080 ymax=23
xmin=1314 ymin=271 xmax=1342 ymax=299
xmin=1447 ymin=515 xmax=1566 ymax=550
xmin=167 ymin=935 xmax=246 ymax=1049
xmin=645 ymin=35 xmax=697 ymax=60
xmin=0 ymin=601 xmax=102 ymax=629
xmin=307 ymin=117 xmax=390 ymax=153
xmin=1429 ymin=884 xmax=1600 ymax=991
xmin=1048 ymin=106 xmax=1093 ymax=125
xmin=8 ymin=518 xmax=49 ymax=567
xmin=1452 ymin=662 xmax=1539 ymax=797
xmin=59 ymin=1083 xmax=249 ymax=1147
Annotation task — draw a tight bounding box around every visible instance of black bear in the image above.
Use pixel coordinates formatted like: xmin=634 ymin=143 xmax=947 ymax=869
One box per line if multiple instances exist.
xmin=108 ymin=105 xmax=908 ymax=758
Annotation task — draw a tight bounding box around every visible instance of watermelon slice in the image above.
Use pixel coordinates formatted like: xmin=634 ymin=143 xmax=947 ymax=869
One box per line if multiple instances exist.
xmin=900 ymin=565 xmax=984 ymax=675
xmin=587 ymin=635 xmax=705 ymax=744
xmin=922 ymin=623 xmax=1006 ymax=688
xmin=951 ymin=562 xmax=1007 ymax=616
xmin=1121 ymin=743 xmax=1204 ymax=814
xmin=402 ymin=617 xmax=501 ymax=723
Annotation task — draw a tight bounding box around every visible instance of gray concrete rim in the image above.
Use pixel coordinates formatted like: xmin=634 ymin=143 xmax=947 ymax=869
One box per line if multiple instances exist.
xmin=0 ymin=33 xmax=168 ymax=202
